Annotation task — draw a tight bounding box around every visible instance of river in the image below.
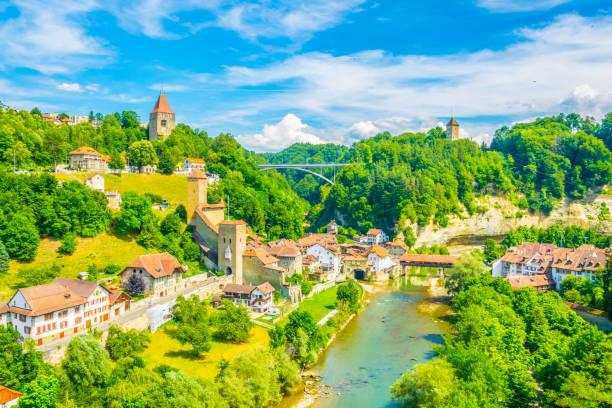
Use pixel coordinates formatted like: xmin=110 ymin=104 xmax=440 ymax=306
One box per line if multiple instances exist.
xmin=310 ymin=279 xmax=452 ymax=408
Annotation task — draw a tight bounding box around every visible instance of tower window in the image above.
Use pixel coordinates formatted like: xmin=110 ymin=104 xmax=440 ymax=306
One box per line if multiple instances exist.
xmin=161 ymin=120 xmax=167 ymax=127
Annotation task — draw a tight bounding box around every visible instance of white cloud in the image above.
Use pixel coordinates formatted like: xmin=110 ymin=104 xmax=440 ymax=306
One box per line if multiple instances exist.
xmin=236 ymin=113 xmax=324 ymax=151
xmin=348 ymin=121 xmax=379 ymax=138
xmin=149 ymin=83 xmax=189 ymax=92
xmin=212 ymin=13 xmax=612 ymax=144
xmin=476 ymin=0 xmax=571 ymax=12
xmin=0 ymin=0 xmax=112 ymax=73
xmin=57 ymin=82 xmax=83 ymax=92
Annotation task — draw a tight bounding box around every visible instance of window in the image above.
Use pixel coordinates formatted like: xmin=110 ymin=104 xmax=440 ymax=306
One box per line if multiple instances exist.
xmin=74 ymin=306 xmax=80 ymax=313
xmin=24 ymin=327 xmax=31 ymax=334
xmin=19 ymin=314 xmax=26 ymax=322
xmin=44 ymin=312 xmax=53 ymax=321
xmin=75 ymin=317 xmax=82 ymax=325
xmin=161 ymin=120 xmax=167 ymax=127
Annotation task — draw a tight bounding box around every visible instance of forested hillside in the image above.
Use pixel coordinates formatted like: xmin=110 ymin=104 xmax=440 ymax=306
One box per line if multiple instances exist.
xmin=266 ymin=113 xmax=612 ymax=239
xmin=0 ymin=108 xmax=307 ymax=241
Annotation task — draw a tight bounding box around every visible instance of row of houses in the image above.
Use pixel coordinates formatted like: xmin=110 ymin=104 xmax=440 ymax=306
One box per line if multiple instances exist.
xmin=492 ymin=242 xmax=609 ymax=290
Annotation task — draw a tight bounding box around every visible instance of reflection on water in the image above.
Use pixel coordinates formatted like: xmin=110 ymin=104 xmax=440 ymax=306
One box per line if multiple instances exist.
xmin=312 ymin=283 xmax=451 ymax=408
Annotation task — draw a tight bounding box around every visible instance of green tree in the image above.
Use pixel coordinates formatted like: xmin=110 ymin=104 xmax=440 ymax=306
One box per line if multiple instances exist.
xmin=29 ymin=107 xmax=42 ymax=117
xmin=18 ymin=375 xmax=59 ymax=408
xmin=0 ymin=213 xmax=40 ymax=261
xmin=62 ymin=335 xmax=111 ymax=388
xmin=160 ymin=212 xmax=183 ymax=236
xmin=58 ymin=232 xmax=77 ymax=255
xmin=0 ymin=239 xmax=9 ymax=272
xmin=390 ymin=358 xmax=457 ymax=408
xmin=105 ymin=326 xmax=151 ymax=360
xmin=109 ymin=151 xmax=125 ymax=169
xmin=214 ymin=300 xmax=253 ymax=343
xmin=174 ymin=295 xmax=211 ymax=356
xmin=128 ymin=140 xmax=158 ymax=168
xmin=116 ymin=192 xmax=154 ymax=234
xmin=0 ymin=326 xmax=48 ymax=389
xmin=444 ymin=252 xmax=488 ymax=295
xmin=336 ymin=279 xmax=361 ymax=312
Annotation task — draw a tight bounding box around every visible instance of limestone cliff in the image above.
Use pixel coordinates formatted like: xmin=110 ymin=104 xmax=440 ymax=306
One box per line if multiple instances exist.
xmin=409 ymin=193 xmax=612 ymax=247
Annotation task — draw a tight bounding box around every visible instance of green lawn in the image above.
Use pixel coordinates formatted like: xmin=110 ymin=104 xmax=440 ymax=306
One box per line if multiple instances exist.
xmin=297 ymin=286 xmax=338 ymax=323
xmin=139 ymin=322 xmax=269 ymax=381
xmin=1 ymin=233 xmax=151 ymax=300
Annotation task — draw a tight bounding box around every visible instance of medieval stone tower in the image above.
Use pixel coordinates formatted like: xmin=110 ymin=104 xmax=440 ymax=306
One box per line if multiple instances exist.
xmin=446 ymin=117 xmax=459 ymax=141
xmin=187 ymin=169 xmax=207 ymax=225
xmin=148 ymin=94 xmax=176 ymax=141
xmin=218 ymin=221 xmax=247 ymax=284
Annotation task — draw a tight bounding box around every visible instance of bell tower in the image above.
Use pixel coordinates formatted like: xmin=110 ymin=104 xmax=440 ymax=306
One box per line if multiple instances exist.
xmin=218 ymin=221 xmax=247 ymax=284
xmin=187 ymin=169 xmax=207 ymax=225
xmin=446 ymin=117 xmax=459 ymax=141
xmin=148 ymin=94 xmax=176 ymax=141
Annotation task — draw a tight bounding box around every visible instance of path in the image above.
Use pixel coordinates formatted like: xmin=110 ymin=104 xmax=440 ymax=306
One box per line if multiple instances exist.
xmin=317 ymin=309 xmax=338 ymax=326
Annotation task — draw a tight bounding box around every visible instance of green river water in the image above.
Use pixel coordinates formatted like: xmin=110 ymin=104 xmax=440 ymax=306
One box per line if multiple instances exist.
xmin=311 ymin=279 xmax=451 ymax=408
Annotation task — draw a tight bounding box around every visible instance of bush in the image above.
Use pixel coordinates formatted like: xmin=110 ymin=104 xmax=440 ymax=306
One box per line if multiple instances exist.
xmin=58 ymin=232 xmax=77 ymax=255
xmin=105 ymin=326 xmax=151 ymax=360
xmin=124 ymin=273 xmax=146 ymax=297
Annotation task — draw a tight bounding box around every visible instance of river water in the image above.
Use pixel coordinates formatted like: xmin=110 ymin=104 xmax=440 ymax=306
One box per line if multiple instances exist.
xmin=311 ymin=280 xmax=451 ymax=408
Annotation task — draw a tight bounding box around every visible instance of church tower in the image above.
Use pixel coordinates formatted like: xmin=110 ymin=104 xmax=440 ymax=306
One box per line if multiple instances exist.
xmin=446 ymin=117 xmax=459 ymax=141
xmin=187 ymin=169 xmax=207 ymax=226
xmin=148 ymin=94 xmax=176 ymax=141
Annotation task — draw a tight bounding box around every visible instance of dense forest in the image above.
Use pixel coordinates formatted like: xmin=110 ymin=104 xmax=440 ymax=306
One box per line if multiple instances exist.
xmin=391 ymin=267 xmax=612 ymax=407
xmin=266 ymin=113 xmax=612 ymax=238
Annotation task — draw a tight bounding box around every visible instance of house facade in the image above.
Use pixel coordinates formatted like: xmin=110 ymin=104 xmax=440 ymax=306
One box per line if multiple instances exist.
xmin=85 ymin=173 xmax=104 ymax=191
xmin=223 ymin=282 xmax=275 ymax=313
xmin=305 ymin=243 xmax=340 ymax=279
xmin=69 ymin=147 xmax=109 ymax=171
xmin=365 ymin=229 xmax=389 ymax=246
xmin=120 ymin=252 xmax=186 ymax=298
xmin=366 ymin=245 xmax=400 ymax=280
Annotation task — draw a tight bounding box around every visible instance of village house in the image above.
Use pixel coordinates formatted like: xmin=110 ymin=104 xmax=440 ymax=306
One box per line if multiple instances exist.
xmin=2 ymin=278 xmax=120 ymax=345
xmin=71 ymin=115 xmax=89 ymax=125
xmin=492 ymin=243 xmax=609 ymax=289
xmin=304 ymin=242 xmax=341 ymax=279
xmin=302 ymin=254 xmax=320 ymax=273
xmin=243 ymin=247 xmax=289 ymax=290
xmin=507 ymin=274 xmax=556 ymax=292
xmin=267 ymin=243 xmax=303 ymax=276
xmin=104 ymin=191 xmax=122 ymax=209
xmin=326 ymin=220 xmax=339 ymax=234
xmin=365 ymin=229 xmax=389 ymax=246
xmin=0 ymin=385 xmax=22 ymax=407
xmin=223 ymin=282 xmax=275 ymax=313
xmin=183 ymin=157 xmax=206 ymax=173
xmin=366 ymin=245 xmax=400 ymax=280
xmin=120 ymin=252 xmax=186 ymax=298
xmin=386 ymin=239 xmax=409 ymax=258
xmin=85 ymin=173 xmax=105 ymax=191
xmin=69 ymin=146 xmax=109 ymax=171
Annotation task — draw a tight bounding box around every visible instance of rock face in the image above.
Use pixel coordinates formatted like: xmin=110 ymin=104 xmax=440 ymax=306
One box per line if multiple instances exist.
xmin=410 ymin=194 xmax=612 ymax=247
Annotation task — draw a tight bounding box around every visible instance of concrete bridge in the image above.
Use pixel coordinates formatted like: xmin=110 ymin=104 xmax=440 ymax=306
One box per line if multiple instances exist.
xmin=257 ymin=163 xmax=350 ymax=185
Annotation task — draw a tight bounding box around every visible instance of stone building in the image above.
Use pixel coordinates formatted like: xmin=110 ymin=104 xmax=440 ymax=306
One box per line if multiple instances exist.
xmin=69 ymin=146 xmax=109 ymax=171
xmin=148 ymin=94 xmax=176 ymax=141
xmin=120 ymin=252 xmax=186 ymax=298
xmin=446 ymin=117 xmax=459 ymax=141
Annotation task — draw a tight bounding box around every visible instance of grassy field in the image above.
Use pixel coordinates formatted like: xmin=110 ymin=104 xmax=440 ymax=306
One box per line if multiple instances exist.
xmin=55 ymin=172 xmax=189 ymax=208
xmin=0 ymin=233 xmax=151 ymax=300
xmin=297 ymin=286 xmax=338 ymax=323
xmin=140 ymin=322 xmax=269 ymax=380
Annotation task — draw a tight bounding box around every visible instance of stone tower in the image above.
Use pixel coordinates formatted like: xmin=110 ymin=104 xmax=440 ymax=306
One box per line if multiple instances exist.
xmin=148 ymin=94 xmax=176 ymax=141
xmin=446 ymin=117 xmax=459 ymax=141
xmin=218 ymin=221 xmax=247 ymax=284
xmin=187 ymin=169 xmax=207 ymax=226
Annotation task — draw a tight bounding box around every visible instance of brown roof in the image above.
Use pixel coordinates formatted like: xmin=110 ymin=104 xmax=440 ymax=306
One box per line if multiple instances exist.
xmin=344 ymin=255 xmax=368 ymax=261
xmin=268 ymin=244 xmax=300 ymax=258
xmin=69 ymin=146 xmax=103 ymax=156
xmin=11 ymin=282 xmax=85 ymax=316
xmin=188 ymin=169 xmax=207 ymax=179
xmin=447 ymin=117 xmax=459 ymax=126
xmin=500 ymin=243 xmax=607 ymax=272
xmin=150 ymin=94 xmax=174 ymax=114
xmin=107 ymin=288 xmax=131 ymax=305
xmin=399 ymin=254 xmax=459 ymax=264
xmin=186 ymin=157 xmax=205 ymax=165
xmin=243 ymin=248 xmax=279 ymax=265
xmin=0 ymin=302 xmax=8 ymax=314
xmin=507 ymin=274 xmax=555 ymax=289
xmin=257 ymin=282 xmax=276 ymax=295
xmin=367 ymin=228 xmax=383 ymax=235
xmin=195 ymin=207 xmax=219 ymax=233
xmin=224 ymin=283 xmax=256 ymax=295
xmin=388 ymin=239 xmax=409 ymax=250
xmin=368 ymin=245 xmax=390 ymax=258
xmin=219 ymin=220 xmax=247 ymax=225
xmin=53 ymin=278 xmax=106 ymax=299
xmin=302 ymin=254 xmax=318 ymax=265
xmin=124 ymin=252 xmax=185 ymax=279
xmin=297 ymin=233 xmax=338 ymax=249
xmin=0 ymin=386 xmax=23 ymax=405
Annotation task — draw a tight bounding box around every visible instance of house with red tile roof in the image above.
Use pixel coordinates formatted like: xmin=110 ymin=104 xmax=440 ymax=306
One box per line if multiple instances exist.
xmin=0 ymin=385 xmax=22 ymax=407
xmin=68 ymin=146 xmax=109 ymax=171
xmin=223 ymin=282 xmax=275 ymax=313
xmin=120 ymin=252 xmax=186 ymax=298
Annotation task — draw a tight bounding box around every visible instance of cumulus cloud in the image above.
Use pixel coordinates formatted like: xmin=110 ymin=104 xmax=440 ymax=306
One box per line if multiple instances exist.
xmin=57 ymin=82 xmax=83 ymax=92
xmin=348 ymin=121 xmax=379 ymax=139
xmin=236 ymin=114 xmax=324 ymax=151
xmin=476 ymin=0 xmax=571 ymax=12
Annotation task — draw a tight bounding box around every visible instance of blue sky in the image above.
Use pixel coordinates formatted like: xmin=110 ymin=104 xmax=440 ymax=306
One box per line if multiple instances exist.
xmin=0 ymin=0 xmax=611 ymax=151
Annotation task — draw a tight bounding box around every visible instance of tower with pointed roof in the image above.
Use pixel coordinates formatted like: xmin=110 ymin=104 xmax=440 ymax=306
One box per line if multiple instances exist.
xmin=148 ymin=94 xmax=176 ymax=141
xmin=446 ymin=117 xmax=459 ymax=141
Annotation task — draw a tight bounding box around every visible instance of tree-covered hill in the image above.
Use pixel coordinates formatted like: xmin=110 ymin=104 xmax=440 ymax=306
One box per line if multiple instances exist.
xmin=265 ymin=113 xmax=612 ymax=239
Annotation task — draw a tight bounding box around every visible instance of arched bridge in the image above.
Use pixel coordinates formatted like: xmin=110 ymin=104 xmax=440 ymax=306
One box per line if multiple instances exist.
xmin=257 ymin=163 xmax=350 ymax=185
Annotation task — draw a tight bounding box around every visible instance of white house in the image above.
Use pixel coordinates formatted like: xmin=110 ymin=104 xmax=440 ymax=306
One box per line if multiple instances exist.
xmin=120 ymin=252 xmax=186 ymax=298
xmin=306 ymin=243 xmax=341 ymax=278
xmin=183 ymin=158 xmax=206 ymax=173
xmin=366 ymin=229 xmax=389 ymax=246
xmin=4 ymin=278 xmax=113 ymax=345
xmin=85 ymin=173 xmax=105 ymax=191
xmin=367 ymin=245 xmax=397 ymax=276
xmin=223 ymin=282 xmax=275 ymax=313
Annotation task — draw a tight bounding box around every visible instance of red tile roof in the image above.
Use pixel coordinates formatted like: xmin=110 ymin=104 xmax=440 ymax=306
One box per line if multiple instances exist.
xmin=507 ymin=274 xmax=555 ymax=290
xmin=447 ymin=118 xmax=459 ymax=126
xmin=10 ymin=282 xmax=85 ymax=316
xmin=124 ymin=252 xmax=185 ymax=279
xmin=188 ymin=169 xmax=207 ymax=179
xmin=243 ymin=248 xmax=279 ymax=265
xmin=368 ymin=245 xmax=390 ymax=258
xmin=399 ymin=254 xmax=459 ymax=264
xmin=150 ymin=94 xmax=174 ymax=114
xmin=219 ymin=220 xmax=247 ymax=225
xmin=0 ymin=385 xmax=22 ymax=405
xmin=186 ymin=157 xmax=206 ymax=165
xmin=367 ymin=228 xmax=383 ymax=235
xmin=257 ymin=282 xmax=276 ymax=295
xmin=69 ymin=146 xmax=103 ymax=156
xmin=268 ymin=244 xmax=300 ymax=258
